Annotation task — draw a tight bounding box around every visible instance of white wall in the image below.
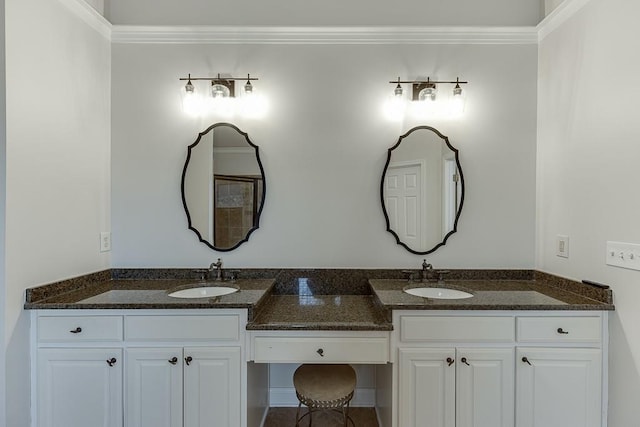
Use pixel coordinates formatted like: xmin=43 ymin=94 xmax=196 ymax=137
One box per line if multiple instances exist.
xmin=106 ymin=0 xmax=542 ymax=26
xmin=0 ymin=0 xmax=6 ymax=421
xmin=4 ymin=0 xmax=111 ymax=424
xmin=536 ymin=0 xmax=640 ymax=425
xmin=111 ymin=42 xmax=537 ymax=269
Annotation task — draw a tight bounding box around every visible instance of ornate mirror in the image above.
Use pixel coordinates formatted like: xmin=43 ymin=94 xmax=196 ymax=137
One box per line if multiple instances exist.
xmin=181 ymin=123 xmax=266 ymax=251
xmin=380 ymin=126 xmax=464 ymax=254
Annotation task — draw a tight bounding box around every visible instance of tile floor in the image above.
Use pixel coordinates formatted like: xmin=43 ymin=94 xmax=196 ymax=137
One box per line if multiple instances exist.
xmin=263 ymin=407 xmax=380 ymax=426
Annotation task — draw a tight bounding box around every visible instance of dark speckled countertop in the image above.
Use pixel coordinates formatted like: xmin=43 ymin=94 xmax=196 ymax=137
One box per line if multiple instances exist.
xmin=369 ymin=278 xmax=614 ymax=311
xmin=25 ymin=276 xmax=275 ymax=321
xmin=25 ymin=269 xmax=614 ymax=331
xmin=246 ymin=295 xmax=392 ymax=331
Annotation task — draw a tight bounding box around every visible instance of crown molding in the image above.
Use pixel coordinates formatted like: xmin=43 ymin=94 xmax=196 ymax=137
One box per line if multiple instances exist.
xmin=111 ymin=25 xmax=538 ymax=45
xmin=57 ymin=0 xmax=112 ymax=40
xmin=537 ymin=0 xmax=592 ymax=42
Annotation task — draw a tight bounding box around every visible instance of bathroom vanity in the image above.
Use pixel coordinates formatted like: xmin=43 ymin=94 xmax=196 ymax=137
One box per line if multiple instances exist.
xmin=25 ymin=270 xmax=613 ymax=427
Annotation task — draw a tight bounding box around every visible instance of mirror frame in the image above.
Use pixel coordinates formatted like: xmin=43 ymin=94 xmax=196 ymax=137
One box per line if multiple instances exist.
xmin=180 ymin=122 xmax=266 ymax=252
xmin=380 ymin=125 xmax=465 ymax=255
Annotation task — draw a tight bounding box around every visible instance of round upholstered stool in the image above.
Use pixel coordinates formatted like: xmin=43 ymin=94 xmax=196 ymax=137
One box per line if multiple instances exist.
xmin=293 ymin=364 xmax=356 ymax=427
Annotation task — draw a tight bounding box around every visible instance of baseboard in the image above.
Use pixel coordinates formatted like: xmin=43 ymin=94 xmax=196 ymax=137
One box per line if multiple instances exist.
xmin=269 ymin=387 xmax=376 ymax=407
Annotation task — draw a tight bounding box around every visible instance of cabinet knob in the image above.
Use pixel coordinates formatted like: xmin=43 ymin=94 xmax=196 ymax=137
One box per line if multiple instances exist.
xmin=106 ymin=357 xmax=117 ymax=367
xmin=461 ymin=357 xmax=470 ymax=366
xmin=446 ymin=357 xmax=454 ymax=366
xmin=522 ymin=357 xmax=532 ymax=366
xmin=69 ymin=327 xmax=82 ymax=334
xmin=317 ymin=348 xmax=324 ymax=357
xmin=185 ymin=356 xmax=193 ymax=366
xmin=557 ymin=327 xmax=569 ymax=334
xmin=168 ymin=357 xmax=178 ymax=365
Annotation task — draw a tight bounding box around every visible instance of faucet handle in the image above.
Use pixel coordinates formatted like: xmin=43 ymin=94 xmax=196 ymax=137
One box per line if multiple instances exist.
xmin=422 ymin=259 xmax=433 ymax=270
xmin=228 ymin=270 xmax=240 ymax=281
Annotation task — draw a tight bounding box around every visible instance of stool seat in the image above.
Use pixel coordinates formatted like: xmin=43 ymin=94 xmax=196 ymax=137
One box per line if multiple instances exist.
xmin=293 ymin=364 xmax=356 ymax=426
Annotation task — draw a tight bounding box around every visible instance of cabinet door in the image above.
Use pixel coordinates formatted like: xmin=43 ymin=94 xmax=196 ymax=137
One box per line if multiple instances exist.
xmin=398 ymin=348 xmax=455 ymax=427
xmin=126 ymin=348 xmax=183 ymax=427
xmin=37 ymin=348 xmax=123 ymax=427
xmin=183 ymin=347 xmax=241 ymax=427
xmin=456 ymin=348 xmax=515 ymax=427
xmin=516 ymin=347 xmax=602 ymax=427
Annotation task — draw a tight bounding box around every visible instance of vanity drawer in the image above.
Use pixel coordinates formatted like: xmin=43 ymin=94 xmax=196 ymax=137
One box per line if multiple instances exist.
xmin=253 ymin=336 xmax=389 ymax=363
xmin=517 ymin=316 xmax=601 ymax=343
xmin=400 ymin=316 xmax=515 ymax=343
xmin=38 ymin=316 xmax=123 ymax=342
xmin=125 ymin=314 xmax=240 ymax=342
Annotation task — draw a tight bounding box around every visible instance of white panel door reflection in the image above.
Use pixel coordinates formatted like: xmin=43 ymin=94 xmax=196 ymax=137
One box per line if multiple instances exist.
xmin=385 ymin=162 xmax=426 ymax=251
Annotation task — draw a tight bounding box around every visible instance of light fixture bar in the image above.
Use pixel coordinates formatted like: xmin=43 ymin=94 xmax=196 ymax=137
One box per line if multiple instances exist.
xmin=179 ymin=75 xmax=259 ymax=82
xmin=388 ymin=78 xmax=468 ymax=85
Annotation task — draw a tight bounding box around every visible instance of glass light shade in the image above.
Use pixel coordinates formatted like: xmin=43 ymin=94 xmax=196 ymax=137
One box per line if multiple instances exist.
xmin=419 ymin=86 xmax=437 ymax=102
xmin=211 ymin=83 xmax=230 ymax=98
xmin=244 ymin=80 xmax=253 ymax=94
xmin=394 ymin=83 xmax=403 ymax=97
xmin=181 ymin=82 xmax=201 ymax=116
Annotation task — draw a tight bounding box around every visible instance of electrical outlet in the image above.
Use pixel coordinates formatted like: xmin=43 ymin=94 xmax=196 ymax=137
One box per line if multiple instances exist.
xmin=606 ymin=241 xmax=640 ymax=271
xmin=100 ymin=232 xmax=111 ymax=252
xmin=556 ymin=235 xmax=569 ymax=258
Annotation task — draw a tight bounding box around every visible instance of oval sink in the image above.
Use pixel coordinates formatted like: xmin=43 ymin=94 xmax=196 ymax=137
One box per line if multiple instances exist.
xmin=404 ymin=287 xmax=473 ymax=300
xmin=168 ymin=286 xmax=238 ymax=299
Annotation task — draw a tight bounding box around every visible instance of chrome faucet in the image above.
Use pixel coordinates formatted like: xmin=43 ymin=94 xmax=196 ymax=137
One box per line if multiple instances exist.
xmin=421 ymin=259 xmax=433 ymax=282
xmin=209 ymin=258 xmax=223 ymax=281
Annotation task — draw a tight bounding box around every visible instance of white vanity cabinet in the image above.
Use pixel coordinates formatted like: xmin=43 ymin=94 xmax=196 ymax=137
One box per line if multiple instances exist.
xmin=31 ymin=310 xmax=248 ymax=427
xmin=126 ymin=346 xmax=241 ymax=427
xmin=390 ymin=311 xmax=608 ymax=427
xmin=37 ymin=347 xmax=123 ymax=427
xmin=515 ymin=315 xmax=604 ymax=427
xmin=398 ymin=347 xmax=514 ymax=427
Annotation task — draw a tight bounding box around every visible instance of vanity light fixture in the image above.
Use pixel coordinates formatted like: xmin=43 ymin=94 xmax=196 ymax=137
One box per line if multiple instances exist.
xmin=387 ymin=76 xmax=468 ymax=118
xmin=179 ymin=73 xmax=259 ymax=99
xmin=179 ymin=73 xmax=264 ymax=117
xmin=389 ymin=77 xmax=468 ymax=101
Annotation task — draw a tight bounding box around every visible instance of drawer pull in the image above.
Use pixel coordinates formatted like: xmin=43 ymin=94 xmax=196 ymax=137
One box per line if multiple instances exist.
xmin=168 ymin=357 xmax=178 ymax=365
xmin=69 ymin=327 xmax=82 ymax=334
xmin=446 ymin=357 xmax=454 ymax=366
xmin=557 ymin=327 xmax=569 ymax=334
xmin=317 ymin=348 xmax=324 ymax=357
xmin=461 ymin=357 xmax=470 ymax=366
xmin=106 ymin=357 xmax=117 ymax=367
xmin=185 ymin=356 xmax=193 ymax=366
xmin=522 ymin=357 xmax=532 ymax=366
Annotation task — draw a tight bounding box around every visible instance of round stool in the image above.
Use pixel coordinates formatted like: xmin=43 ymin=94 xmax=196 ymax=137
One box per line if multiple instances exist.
xmin=293 ymin=364 xmax=356 ymax=427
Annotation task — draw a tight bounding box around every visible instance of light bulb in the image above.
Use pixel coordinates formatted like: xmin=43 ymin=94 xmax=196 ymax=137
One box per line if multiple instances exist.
xmin=211 ymin=82 xmax=230 ymax=98
xmin=419 ymin=85 xmax=436 ymax=102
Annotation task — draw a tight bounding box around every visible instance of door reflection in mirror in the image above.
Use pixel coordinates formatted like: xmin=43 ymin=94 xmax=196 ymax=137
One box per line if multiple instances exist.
xmin=181 ymin=123 xmax=265 ymax=251
xmin=381 ymin=126 xmax=464 ymax=254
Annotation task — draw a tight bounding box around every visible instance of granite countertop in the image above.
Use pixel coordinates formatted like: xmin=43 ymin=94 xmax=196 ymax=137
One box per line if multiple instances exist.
xmin=369 ymin=278 xmax=615 ymax=311
xmin=246 ymin=295 xmax=392 ymax=331
xmin=24 ymin=269 xmax=614 ymax=332
xmin=25 ymin=277 xmax=275 ymax=321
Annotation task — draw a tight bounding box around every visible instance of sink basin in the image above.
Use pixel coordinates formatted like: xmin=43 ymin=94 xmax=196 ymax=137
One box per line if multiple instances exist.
xmin=168 ymin=285 xmax=238 ymax=299
xmin=404 ymin=287 xmax=473 ymax=300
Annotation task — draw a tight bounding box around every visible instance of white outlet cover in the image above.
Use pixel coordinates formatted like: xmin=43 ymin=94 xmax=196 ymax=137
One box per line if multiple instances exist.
xmin=100 ymin=232 xmax=111 ymax=252
xmin=556 ymin=235 xmax=569 ymax=258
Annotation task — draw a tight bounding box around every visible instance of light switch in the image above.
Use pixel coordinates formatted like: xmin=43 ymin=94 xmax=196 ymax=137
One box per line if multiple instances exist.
xmin=606 ymin=241 xmax=640 ymax=271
